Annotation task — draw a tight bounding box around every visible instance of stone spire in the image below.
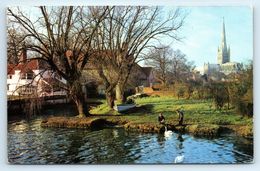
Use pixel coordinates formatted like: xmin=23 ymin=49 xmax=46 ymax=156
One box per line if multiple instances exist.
xmin=217 ymin=17 xmax=230 ymax=64
xmin=221 ymin=17 xmax=227 ymax=52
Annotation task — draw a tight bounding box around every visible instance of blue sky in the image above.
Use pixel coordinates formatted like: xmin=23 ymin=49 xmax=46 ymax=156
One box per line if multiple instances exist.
xmin=9 ymin=6 xmax=253 ymax=68
xmin=169 ymin=6 xmax=253 ymax=67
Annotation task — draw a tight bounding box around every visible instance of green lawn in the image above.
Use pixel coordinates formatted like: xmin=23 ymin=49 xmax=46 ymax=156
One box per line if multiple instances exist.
xmin=89 ymin=96 xmax=252 ymax=126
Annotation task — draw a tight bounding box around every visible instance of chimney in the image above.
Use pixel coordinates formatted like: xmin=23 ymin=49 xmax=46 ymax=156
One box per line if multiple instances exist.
xmin=19 ymin=45 xmax=27 ymax=64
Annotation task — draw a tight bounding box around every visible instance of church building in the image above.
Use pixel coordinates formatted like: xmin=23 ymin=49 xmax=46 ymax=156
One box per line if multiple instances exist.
xmin=203 ymin=18 xmax=242 ymax=77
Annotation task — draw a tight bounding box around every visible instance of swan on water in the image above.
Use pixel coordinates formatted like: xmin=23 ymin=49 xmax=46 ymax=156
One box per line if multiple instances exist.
xmin=174 ymin=155 xmax=184 ymax=163
xmin=164 ymin=126 xmax=173 ymax=137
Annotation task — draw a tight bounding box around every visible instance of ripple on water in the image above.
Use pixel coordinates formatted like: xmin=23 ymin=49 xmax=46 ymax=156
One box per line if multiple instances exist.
xmin=8 ymin=118 xmax=253 ymax=164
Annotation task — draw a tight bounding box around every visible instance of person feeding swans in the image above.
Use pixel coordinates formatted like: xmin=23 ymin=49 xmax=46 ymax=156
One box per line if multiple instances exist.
xmin=176 ymin=107 xmax=185 ymax=126
xmin=158 ymin=113 xmax=173 ymax=137
xmin=158 ymin=113 xmax=165 ymax=125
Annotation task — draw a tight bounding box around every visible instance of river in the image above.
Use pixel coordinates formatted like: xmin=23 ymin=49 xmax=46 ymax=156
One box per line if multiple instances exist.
xmin=7 ymin=105 xmax=253 ymax=164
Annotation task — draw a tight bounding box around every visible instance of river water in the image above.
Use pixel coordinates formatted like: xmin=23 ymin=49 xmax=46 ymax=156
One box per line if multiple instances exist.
xmin=8 ymin=115 xmax=253 ymax=164
xmin=8 ymin=104 xmax=254 ymax=164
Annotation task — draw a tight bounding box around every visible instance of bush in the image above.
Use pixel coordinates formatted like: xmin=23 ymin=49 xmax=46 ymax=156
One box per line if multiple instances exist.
xmin=191 ymin=90 xmax=200 ymax=99
xmin=126 ymin=98 xmax=135 ymax=104
xmin=176 ymin=87 xmax=185 ymax=99
xmin=230 ymin=62 xmax=253 ymax=117
xmin=207 ymin=82 xmax=229 ymax=110
xmin=233 ymin=99 xmax=253 ymax=117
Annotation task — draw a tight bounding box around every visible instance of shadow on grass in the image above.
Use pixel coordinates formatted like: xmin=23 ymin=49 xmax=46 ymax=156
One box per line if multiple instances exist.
xmin=120 ymin=104 xmax=154 ymax=115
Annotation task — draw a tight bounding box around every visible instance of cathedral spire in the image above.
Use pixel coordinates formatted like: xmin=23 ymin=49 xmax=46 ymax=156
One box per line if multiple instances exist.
xmin=217 ymin=17 xmax=230 ymax=64
xmin=221 ymin=17 xmax=227 ymax=51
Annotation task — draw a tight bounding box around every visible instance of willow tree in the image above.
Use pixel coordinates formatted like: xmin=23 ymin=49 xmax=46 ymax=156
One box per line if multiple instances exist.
xmin=7 ymin=6 xmax=108 ymax=117
xmin=94 ymin=6 xmax=186 ymax=104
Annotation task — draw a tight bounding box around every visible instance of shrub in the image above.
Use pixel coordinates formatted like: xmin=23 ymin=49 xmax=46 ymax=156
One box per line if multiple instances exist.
xmin=176 ymin=87 xmax=185 ymax=99
xmin=126 ymin=98 xmax=135 ymax=104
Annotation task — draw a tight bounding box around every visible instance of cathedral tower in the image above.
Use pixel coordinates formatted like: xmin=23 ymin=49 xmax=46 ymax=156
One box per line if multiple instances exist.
xmin=217 ymin=18 xmax=230 ymax=64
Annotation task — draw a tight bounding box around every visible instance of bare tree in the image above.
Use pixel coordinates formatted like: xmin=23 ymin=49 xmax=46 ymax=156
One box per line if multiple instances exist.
xmin=145 ymin=45 xmax=172 ymax=86
xmin=169 ymin=49 xmax=195 ymax=83
xmin=7 ymin=27 xmax=25 ymax=64
xmin=94 ymin=6 xmax=186 ymax=104
xmin=88 ymin=52 xmax=118 ymax=108
xmin=7 ymin=6 xmax=108 ymax=117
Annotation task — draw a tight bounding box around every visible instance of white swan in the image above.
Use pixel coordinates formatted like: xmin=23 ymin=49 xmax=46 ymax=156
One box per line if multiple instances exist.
xmin=174 ymin=155 xmax=184 ymax=163
xmin=164 ymin=126 xmax=173 ymax=137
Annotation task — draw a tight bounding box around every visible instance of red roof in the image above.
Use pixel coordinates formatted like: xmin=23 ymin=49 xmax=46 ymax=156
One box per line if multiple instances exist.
xmin=7 ymin=60 xmax=39 ymax=75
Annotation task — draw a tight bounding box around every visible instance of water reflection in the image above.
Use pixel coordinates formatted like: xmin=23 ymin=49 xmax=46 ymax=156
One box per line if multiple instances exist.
xmin=176 ymin=134 xmax=184 ymax=155
xmin=12 ymin=122 xmax=28 ymax=133
xmin=156 ymin=134 xmax=166 ymax=148
xmin=8 ymin=118 xmax=253 ymax=164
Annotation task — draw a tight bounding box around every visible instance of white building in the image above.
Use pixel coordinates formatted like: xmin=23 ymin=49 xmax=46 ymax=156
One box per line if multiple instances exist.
xmin=7 ymin=48 xmax=67 ymax=97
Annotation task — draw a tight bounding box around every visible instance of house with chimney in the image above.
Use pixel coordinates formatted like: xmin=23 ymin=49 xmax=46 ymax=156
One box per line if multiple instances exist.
xmin=7 ymin=48 xmax=67 ymax=97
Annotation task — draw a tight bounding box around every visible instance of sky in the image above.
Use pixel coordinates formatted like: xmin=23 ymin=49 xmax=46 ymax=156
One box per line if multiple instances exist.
xmin=8 ymin=6 xmax=253 ymax=68
xmin=169 ymin=6 xmax=253 ymax=68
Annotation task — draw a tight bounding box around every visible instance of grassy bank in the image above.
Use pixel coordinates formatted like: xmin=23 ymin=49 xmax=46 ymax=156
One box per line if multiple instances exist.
xmin=42 ymin=96 xmax=253 ymax=137
xmin=90 ymin=96 xmax=252 ymax=127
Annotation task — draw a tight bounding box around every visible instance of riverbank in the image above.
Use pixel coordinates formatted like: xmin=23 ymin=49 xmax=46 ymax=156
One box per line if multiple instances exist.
xmin=41 ymin=116 xmax=252 ymax=138
xmin=41 ymin=97 xmax=253 ymax=138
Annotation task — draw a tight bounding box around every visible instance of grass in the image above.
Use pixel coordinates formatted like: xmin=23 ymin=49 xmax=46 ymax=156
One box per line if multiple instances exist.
xmin=90 ymin=103 xmax=116 ymax=115
xmin=89 ymin=96 xmax=252 ymax=127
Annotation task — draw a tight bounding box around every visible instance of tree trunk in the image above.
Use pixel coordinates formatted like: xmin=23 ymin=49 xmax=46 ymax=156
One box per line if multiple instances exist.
xmin=70 ymin=81 xmax=89 ymax=118
xmin=106 ymin=90 xmax=115 ymax=109
xmin=75 ymin=97 xmax=89 ymax=117
xmin=162 ymin=81 xmax=167 ymax=89
xmin=116 ymin=82 xmax=125 ymax=104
